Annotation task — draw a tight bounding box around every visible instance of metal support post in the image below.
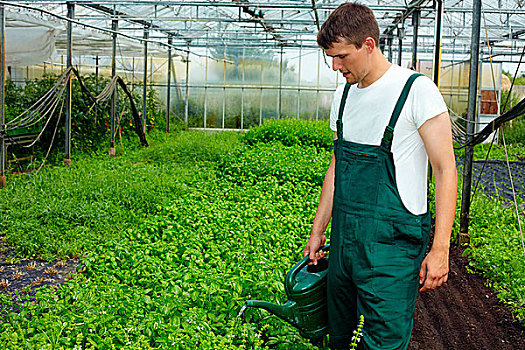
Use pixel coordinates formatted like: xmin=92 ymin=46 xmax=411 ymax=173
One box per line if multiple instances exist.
xmin=166 ymin=35 xmax=172 ymax=133
xmin=259 ymin=54 xmax=263 ymax=125
xmin=142 ymin=27 xmax=149 ymax=134
xmin=109 ymin=17 xmax=118 ymax=157
xmin=132 ymin=56 xmax=135 ymax=91
xmin=411 ymin=9 xmax=420 ymax=70
xmin=204 ymin=39 xmax=208 ymax=128
xmin=387 ymin=36 xmax=393 ymax=62
xmin=459 ymin=0 xmax=482 ymax=245
xmin=94 ymin=55 xmax=99 ymax=124
xmin=397 ymin=25 xmax=403 ymax=66
xmin=278 ymin=45 xmax=283 ymax=119
xmin=150 ymin=56 xmax=153 ymax=84
xmin=0 ymin=5 xmax=5 ymax=187
xmin=241 ymin=41 xmax=245 ymax=128
xmin=184 ymin=45 xmax=190 ymax=125
xmin=64 ymin=2 xmax=74 ymax=167
xmin=433 ymin=0 xmax=443 ymax=86
xmin=316 ymin=50 xmax=320 ymax=120
xmin=297 ymin=43 xmax=302 ymax=119
xmin=222 ymin=45 xmax=226 ymax=129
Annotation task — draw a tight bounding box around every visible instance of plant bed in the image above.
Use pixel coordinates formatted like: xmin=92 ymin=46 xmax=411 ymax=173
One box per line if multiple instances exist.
xmin=411 ymin=242 xmax=525 ymax=349
xmin=0 ymin=238 xmax=80 ymax=319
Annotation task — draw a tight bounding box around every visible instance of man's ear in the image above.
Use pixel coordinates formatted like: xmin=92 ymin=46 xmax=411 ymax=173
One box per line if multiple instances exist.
xmin=364 ymin=37 xmax=376 ymax=52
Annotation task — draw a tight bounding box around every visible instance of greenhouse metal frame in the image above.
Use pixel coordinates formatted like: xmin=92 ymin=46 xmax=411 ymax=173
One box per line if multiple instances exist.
xmin=1 ymin=1 xmax=525 ymax=128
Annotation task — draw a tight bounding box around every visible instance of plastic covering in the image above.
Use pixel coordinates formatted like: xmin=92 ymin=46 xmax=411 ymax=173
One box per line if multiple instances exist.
xmin=5 ymin=10 xmax=61 ymax=66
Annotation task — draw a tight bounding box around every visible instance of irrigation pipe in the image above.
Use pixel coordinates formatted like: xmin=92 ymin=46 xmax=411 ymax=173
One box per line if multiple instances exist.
xmin=5 ymin=67 xmax=71 ymax=128
xmin=21 ymin=79 xmax=68 ymax=148
xmin=34 ymin=92 xmax=66 ymax=174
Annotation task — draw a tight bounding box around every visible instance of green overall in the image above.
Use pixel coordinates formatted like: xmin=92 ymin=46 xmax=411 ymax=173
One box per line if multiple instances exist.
xmin=327 ymin=73 xmax=431 ymax=350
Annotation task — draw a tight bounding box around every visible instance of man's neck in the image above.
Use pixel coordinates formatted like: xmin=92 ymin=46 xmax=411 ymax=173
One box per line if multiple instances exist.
xmin=358 ymin=53 xmax=392 ymax=89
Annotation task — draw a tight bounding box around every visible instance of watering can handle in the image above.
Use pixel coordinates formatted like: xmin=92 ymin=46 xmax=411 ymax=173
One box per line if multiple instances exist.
xmin=286 ymin=244 xmax=330 ymax=290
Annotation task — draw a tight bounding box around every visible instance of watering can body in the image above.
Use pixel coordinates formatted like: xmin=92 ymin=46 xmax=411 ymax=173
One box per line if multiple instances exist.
xmin=245 ymin=245 xmax=330 ymax=340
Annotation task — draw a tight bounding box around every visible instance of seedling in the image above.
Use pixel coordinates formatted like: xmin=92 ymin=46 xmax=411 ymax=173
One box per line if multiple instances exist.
xmin=32 ymin=277 xmax=44 ymax=286
xmin=54 ymin=261 xmax=67 ymax=268
xmin=25 ymin=262 xmax=37 ymax=271
xmin=0 ymin=279 xmax=10 ymax=290
xmin=11 ymin=271 xmax=23 ymax=280
xmin=44 ymin=267 xmax=58 ymax=275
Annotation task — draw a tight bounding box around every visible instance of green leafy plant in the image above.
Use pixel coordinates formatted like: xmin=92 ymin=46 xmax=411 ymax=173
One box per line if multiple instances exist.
xmin=350 ymin=315 xmax=364 ymax=350
xmin=0 ymin=119 xmax=523 ymax=349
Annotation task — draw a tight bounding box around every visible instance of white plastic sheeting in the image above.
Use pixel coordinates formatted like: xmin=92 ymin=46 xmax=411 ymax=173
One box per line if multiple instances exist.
xmin=6 ymin=10 xmax=61 ymax=66
xmin=4 ymin=8 xmax=165 ymax=67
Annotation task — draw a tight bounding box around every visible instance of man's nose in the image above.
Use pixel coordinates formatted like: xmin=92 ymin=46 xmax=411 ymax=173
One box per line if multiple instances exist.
xmin=332 ymin=57 xmax=341 ymax=71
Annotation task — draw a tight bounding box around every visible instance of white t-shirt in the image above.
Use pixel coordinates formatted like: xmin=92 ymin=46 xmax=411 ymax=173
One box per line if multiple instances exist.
xmin=329 ymin=64 xmax=448 ymax=215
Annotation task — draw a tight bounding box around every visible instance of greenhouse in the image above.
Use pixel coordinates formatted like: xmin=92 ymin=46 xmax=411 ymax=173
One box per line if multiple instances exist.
xmin=0 ymin=0 xmax=524 ymax=349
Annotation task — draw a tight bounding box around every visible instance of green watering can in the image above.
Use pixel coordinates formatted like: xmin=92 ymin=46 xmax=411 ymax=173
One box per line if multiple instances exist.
xmin=244 ymin=245 xmax=330 ymax=340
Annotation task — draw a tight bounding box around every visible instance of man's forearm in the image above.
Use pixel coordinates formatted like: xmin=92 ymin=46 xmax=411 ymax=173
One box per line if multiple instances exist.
xmin=310 ymin=153 xmax=336 ymax=237
xmin=431 ymin=166 xmax=457 ymax=252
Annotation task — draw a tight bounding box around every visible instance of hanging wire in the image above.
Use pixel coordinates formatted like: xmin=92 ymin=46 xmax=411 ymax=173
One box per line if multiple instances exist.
xmin=469 ymin=11 xmax=525 ymax=257
xmin=501 ymin=128 xmax=525 ymax=257
xmin=470 ymin=11 xmax=501 ymax=203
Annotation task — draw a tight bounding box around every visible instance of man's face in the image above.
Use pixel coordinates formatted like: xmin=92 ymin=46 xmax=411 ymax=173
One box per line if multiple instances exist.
xmin=324 ymin=40 xmax=368 ymax=86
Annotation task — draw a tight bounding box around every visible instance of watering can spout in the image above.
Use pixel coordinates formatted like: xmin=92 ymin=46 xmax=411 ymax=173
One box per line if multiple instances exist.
xmin=244 ymin=300 xmax=298 ymax=326
xmin=243 ymin=245 xmax=330 ymax=340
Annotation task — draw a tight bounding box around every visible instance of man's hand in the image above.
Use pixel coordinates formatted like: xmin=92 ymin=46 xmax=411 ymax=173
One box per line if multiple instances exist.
xmin=419 ymin=248 xmax=449 ymax=292
xmin=303 ymin=234 xmax=327 ymax=265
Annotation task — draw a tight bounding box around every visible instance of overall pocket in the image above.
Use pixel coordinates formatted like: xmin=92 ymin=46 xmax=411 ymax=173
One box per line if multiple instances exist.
xmin=335 ymin=151 xmax=380 ymax=206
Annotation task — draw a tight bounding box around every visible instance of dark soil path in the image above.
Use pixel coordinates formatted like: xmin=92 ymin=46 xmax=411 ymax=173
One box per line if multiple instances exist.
xmin=410 ymin=243 xmax=525 ymax=350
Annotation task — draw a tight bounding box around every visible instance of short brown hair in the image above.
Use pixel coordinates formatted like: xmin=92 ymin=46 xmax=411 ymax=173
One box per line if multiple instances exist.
xmin=317 ymin=2 xmax=380 ymax=49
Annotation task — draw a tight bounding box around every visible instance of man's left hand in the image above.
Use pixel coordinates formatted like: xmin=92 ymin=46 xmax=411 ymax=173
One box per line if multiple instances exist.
xmin=419 ymin=248 xmax=449 ymax=292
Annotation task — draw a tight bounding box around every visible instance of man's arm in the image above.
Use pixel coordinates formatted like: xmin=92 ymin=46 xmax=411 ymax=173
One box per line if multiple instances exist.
xmin=418 ymin=111 xmax=458 ymax=292
xmin=303 ymin=132 xmax=337 ymax=265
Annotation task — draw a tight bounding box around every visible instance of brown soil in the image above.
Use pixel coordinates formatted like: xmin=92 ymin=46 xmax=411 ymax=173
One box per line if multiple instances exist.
xmin=0 ymin=239 xmax=79 ymax=317
xmin=410 ymin=243 xmax=525 ymax=350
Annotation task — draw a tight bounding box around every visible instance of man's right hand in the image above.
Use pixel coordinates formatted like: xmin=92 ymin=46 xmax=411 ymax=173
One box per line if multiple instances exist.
xmin=303 ymin=234 xmax=327 ymax=265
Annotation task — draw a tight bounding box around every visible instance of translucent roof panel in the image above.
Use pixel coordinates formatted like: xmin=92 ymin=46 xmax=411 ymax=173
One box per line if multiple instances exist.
xmin=6 ymin=1 xmax=525 ymax=64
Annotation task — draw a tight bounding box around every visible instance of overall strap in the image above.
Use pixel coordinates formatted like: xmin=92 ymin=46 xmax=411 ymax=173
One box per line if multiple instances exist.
xmin=381 ymin=73 xmax=423 ymax=150
xmin=336 ymin=83 xmax=352 ymax=143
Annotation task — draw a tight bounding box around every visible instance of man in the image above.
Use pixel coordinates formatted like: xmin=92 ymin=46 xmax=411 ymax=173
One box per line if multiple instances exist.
xmin=303 ymin=3 xmax=457 ymax=349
